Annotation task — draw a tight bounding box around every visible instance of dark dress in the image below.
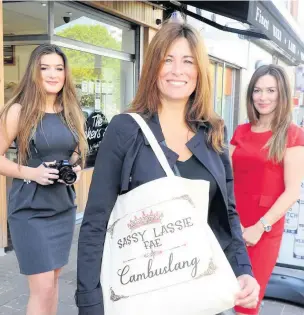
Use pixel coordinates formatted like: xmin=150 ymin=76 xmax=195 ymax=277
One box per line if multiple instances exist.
xmin=8 ymin=113 xmax=77 ymax=275
xmin=176 ymin=155 xmax=218 ymax=204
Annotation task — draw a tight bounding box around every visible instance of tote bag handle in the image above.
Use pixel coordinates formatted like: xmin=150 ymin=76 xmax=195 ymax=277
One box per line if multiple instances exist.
xmin=128 ymin=113 xmax=175 ymax=177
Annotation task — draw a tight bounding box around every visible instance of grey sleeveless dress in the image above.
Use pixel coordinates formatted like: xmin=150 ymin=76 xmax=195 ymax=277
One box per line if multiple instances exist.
xmin=8 ymin=113 xmax=77 ymax=275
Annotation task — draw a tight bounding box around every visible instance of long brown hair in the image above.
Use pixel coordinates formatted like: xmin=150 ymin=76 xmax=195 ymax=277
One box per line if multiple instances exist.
xmin=0 ymin=44 xmax=88 ymax=167
xmin=247 ymin=64 xmax=292 ymax=162
xmin=129 ymin=21 xmax=224 ymax=152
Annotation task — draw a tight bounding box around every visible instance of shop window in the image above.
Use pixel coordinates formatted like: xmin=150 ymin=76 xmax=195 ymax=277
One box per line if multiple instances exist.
xmin=54 ymin=2 xmax=135 ymax=54
xmin=215 ymin=64 xmax=223 ymax=116
xmin=222 ymin=67 xmax=235 ymax=139
xmin=62 ymin=48 xmax=134 ymax=119
xmin=61 ymin=47 xmax=134 ymax=167
xmin=4 ymin=45 xmax=39 ymax=103
xmin=3 ymin=2 xmax=48 ymax=35
xmin=209 ymin=62 xmax=215 ymax=108
xmin=210 ymin=61 xmax=237 ymax=139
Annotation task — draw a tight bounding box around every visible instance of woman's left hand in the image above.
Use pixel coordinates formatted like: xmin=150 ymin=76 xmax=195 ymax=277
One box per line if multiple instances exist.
xmin=58 ymin=165 xmax=82 ymax=185
xmin=235 ymin=274 xmax=260 ymax=308
xmin=72 ymin=165 xmax=82 ymax=184
xmin=242 ymin=223 xmax=264 ymax=247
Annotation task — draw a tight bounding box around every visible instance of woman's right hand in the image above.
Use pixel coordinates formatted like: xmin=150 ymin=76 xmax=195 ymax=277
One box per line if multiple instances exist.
xmin=31 ymin=161 xmax=59 ymax=186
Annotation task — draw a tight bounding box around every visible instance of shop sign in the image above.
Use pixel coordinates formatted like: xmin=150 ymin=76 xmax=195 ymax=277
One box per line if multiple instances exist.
xmin=248 ymin=1 xmax=304 ymax=64
xmin=85 ymin=111 xmax=108 ymax=167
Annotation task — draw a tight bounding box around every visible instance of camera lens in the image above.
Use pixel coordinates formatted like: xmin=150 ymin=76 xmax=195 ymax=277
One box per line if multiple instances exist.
xmin=59 ymin=166 xmax=77 ymax=185
xmin=63 ymin=173 xmax=77 ymax=184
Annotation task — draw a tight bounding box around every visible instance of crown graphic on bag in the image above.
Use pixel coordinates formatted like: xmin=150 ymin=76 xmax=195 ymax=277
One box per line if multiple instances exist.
xmin=127 ymin=210 xmax=164 ymax=230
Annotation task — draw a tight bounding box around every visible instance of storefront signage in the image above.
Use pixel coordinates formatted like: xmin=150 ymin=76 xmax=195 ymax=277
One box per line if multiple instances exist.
xmin=248 ymin=1 xmax=304 ymax=64
xmin=277 ymin=182 xmax=304 ymax=269
xmin=85 ymin=111 xmax=108 ymax=167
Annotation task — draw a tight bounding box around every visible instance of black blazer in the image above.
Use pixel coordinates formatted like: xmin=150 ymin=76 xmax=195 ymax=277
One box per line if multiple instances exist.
xmin=75 ymin=113 xmax=252 ymax=314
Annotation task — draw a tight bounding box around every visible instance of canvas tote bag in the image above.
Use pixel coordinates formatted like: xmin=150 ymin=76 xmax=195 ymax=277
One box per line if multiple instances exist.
xmin=101 ymin=113 xmax=240 ymax=315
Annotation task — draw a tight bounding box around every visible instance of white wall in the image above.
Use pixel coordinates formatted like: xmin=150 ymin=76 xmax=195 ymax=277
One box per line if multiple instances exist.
xmin=298 ymin=0 xmax=304 ymax=38
xmin=273 ymin=0 xmax=304 ymax=41
xmin=238 ymin=43 xmax=272 ymax=122
xmin=187 ymin=6 xmax=249 ymax=68
xmin=278 ymin=59 xmax=296 ymax=93
xmin=4 ymin=45 xmax=37 ymax=103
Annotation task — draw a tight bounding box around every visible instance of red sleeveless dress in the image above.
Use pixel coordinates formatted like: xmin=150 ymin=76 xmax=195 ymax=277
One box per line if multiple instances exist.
xmin=231 ymin=123 xmax=304 ymax=315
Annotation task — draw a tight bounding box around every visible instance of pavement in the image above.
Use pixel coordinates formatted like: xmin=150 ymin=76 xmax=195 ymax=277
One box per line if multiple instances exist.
xmin=0 ymin=224 xmax=303 ymax=315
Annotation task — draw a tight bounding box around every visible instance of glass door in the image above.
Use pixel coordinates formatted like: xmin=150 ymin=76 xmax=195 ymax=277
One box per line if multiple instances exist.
xmin=215 ymin=63 xmax=224 ymax=117
xmin=222 ymin=66 xmax=235 ymax=139
xmin=210 ymin=60 xmax=237 ymax=140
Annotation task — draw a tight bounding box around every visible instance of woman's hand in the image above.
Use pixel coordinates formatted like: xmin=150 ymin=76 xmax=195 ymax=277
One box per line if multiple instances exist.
xmin=235 ymin=274 xmax=260 ymax=308
xmin=31 ymin=161 xmax=59 ymax=186
xmin=73 ymin=165 xmax=82 ymax=184
xmin=240 ymin=224 xmax=245 ymax=233
xmin=243 ymin=223 xmax=264 ymax=247
xmin=58 ymin=165 xmax=82 ymax=185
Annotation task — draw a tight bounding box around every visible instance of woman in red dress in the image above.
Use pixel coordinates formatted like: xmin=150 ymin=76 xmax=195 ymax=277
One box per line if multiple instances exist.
xmin=230 ymin=64 xmax=304 ymax=315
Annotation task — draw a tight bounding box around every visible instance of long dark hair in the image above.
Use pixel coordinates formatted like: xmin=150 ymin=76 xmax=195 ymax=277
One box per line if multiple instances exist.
xmin=247 ymin=64 xmax=292 ymax=162
xmin=129 ymin=21 xmax=224 ymax=152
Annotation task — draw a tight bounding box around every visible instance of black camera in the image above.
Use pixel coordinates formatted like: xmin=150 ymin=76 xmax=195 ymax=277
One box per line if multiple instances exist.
xmin=48 ymin=160 xmax=77 ymax=185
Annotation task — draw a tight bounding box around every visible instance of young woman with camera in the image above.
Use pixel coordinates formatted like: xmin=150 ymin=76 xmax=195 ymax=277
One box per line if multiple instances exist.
xmin=0 ymin=44 xmax=87 ymax=315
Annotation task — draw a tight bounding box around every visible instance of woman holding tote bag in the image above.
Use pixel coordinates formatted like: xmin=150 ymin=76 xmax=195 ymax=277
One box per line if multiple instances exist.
xmin=75 ymin=21 xmax=259 ymax=315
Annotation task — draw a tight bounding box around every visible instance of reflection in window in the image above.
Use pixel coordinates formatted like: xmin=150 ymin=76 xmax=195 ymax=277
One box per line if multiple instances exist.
xmin=209 ymin=62 xmax=215 ymax=108
xmin=3 ymin=45 xmax=39 ymax=157
xmin=209 ymin=61 xmax=237 ymax=139
xmin=216 ymin=64 xmax=223 ymax=116
xmin=223 ymin=67 xmax=234 ymax=139
xmin=62 ymin=48 xmax=134 ymax=121
xmin=3 ymin=2 xmax=48 ymax=35
xmin=4 ymin=45 xmax=38 ymax=103
xmin=54 ymin=3 xmax=135 ymax=54
xmin=61 ymin=47 xmax=134 ymax=167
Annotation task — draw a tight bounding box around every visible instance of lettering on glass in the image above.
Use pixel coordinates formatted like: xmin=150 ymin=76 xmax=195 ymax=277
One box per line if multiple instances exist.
xmin=85 ymin=111 xmax=108 ymax=167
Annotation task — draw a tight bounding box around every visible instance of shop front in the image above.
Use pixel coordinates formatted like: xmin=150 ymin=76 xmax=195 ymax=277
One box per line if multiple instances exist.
xmin=0 ymin=0 xmax=162 ymax=250
xmin=154 ymin=0 xmax=304 ymax=306
xmin=156 ymin=0 xmax=304 ymax=133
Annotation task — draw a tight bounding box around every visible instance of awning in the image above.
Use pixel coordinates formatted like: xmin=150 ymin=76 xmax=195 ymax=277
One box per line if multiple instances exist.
xmin=155 ymin=1 xmax=304 ymax=65
xmin=247 ymin=1 xmax=304 ymax=64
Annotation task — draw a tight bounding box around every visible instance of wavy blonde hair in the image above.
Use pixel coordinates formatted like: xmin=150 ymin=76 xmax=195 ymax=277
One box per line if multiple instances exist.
xmin=247 ymin=64 xmax=292 ymax=162
xmin=0 ymin=44 xmax=88 ymax=167
xmin=129 ymin=21 xmax=224 ymax=152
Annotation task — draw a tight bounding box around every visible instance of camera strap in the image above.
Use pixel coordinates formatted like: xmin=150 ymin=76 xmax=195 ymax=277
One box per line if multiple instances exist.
xmin=30 ymin=139 xmax=48 ymax=167
xmin=30 ymin=139 xmax=81 ymax=168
